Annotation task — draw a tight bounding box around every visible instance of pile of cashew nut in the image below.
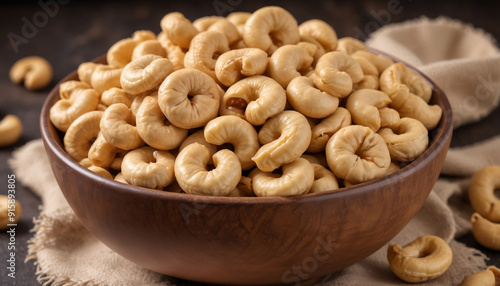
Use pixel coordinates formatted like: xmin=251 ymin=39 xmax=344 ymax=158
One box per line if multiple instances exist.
xmin=49 ymin=6 xmax=442 ymax=197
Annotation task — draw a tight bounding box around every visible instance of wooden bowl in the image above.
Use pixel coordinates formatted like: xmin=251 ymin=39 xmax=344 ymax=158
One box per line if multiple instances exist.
xmin=40 ymin=54 xmax=453 ymax=285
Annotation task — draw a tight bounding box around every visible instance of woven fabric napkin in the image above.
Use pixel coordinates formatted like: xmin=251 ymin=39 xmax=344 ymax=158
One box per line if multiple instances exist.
xmin=9 ymin=17 xmax=500 ymax=285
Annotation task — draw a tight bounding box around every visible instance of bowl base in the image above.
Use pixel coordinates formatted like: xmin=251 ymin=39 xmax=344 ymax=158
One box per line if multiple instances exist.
xmin=180 ymin=275 xmax=331 ymax=286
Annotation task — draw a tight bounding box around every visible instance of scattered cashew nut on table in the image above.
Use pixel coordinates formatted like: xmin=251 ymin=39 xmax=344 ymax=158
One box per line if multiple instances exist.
xmin=0 ymin=195 xmax=22 ymax=230
xmin=461 ymin=266 xmax=500 ymax=286
xmin=471 ymin=212 xmax=500 ymax=251
xmin=10 ymin=56 xmax=53 ymax=90
xmin=0 ymin=115 xmax=23 ymax=148
xmin=469 ymin=165 xmax=500 ymax=222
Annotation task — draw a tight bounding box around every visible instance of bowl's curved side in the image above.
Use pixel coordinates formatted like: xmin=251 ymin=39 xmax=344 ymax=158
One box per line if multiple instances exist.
xmin=40 ymin=54 xmax=453 ymax=285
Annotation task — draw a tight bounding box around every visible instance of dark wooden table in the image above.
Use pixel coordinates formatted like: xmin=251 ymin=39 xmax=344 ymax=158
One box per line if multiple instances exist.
xmin=1 ymin=0 xmax=499 ymax=285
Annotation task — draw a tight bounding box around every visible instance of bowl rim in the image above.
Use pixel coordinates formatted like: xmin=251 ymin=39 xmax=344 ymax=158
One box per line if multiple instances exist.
xmin=40 ymin=49 xmax=453 ymax=205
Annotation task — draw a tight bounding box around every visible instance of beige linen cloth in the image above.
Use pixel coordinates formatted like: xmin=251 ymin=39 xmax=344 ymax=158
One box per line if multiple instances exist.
xmin=8 ymin=17 xmax=500 ymax=285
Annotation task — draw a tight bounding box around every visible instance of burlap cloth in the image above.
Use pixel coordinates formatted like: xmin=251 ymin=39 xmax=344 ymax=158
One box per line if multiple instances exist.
xmin=8 ymin=17 xmax=500 ymax=285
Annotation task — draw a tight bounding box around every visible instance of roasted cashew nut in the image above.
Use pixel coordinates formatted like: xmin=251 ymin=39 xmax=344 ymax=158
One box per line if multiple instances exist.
xmin=107 ymin=30 xmax=156 ymax=68
xmin=250 ymin=157 xmax=314 ymax=197
xmin=215 ymin=48 xmax=268 ymax=87
xmin=157 ymin=32 xmax=186 ymax=71
xmin=286 ymin=76 xmax=339 ymax=119
xmin=0 ymin=195 xmax=22 ymax=230
xmin=158 ymin=68 xmax=220 ymax=129
xmin=226 ymin=12 xmax=251 ymax=36
xmin=87 ymin=165 xmax=113 ymax=180
xmin=336 ymin=37 xmax=367 ymax=55
xmin=243 ymin=6 xmax=300 ymax=54
xmin=58 ymin=80 xmax=92 ymax=100
xmin=122 ymin=146 xmax=175 ymax=189
xmin=0 ymin=115 xmax=23 ymax=147
xmin=308 ymin=107 xmax=351 ymax=153
xmin=461 ymin=266 xmax=500 ymax=286
xmin=174 ymin=142 xmax=241 ymax=196
xmin=227 ymin=176 xmax=254 ymax=197
xmin=204 ymin=115 xmax=259 ymax=170
xmin=160 ymin=12 xmax=199 ymax=49
xmin=114 ymin=172 xmax=129 ymax=184
xmin=10 ymin=56 xmax=53 ymax=90
xmin=120 ymin=55 xmax=174 ymax=95
xmin=184 ymin=31 xmax=229 ymax=82
xmin=326 ymin=125 xmax=390 ymax=184
xmin=90 ymin=65 xmax=123 ymax=94
xmin=469 ymin=165 xmax=500 ymax=222
xmin=136 ymin=95 xmax=188 ymax=150
xmin=346 ymin=89 xmax=391 ymax=132
xmin=297 ymin=39 xmax=325 ymax=65
xmin=77 ymin=62 xmax=101 ymax=85
xmin=63 ymin=110 xmax=103 ymax=162
xmin=222 ymin=75 xmax=286 ymax=126
xmin=193 ymin=16 xmax=241 ymax=45
xmin=378 ymin=117 xmax=429 ymax=162
xmin=351 ymin=50 xmax=394 ymax=74
xmin=387 ymin=235 xmax=453 ymax=283
xmin=179 ymin=130 xmax=217 ymax=159
xmin=131 ymin=40 xmax=167 ymax=61
xmin=379 ymin=107 xmax=401 ymax=129
xmin=268 ymin=45 xmax=314 ymax=88
xmin=130 ymin=90 xmax=155 ymax=117
xmin=50 ymin=83 xmax=99 ymax=132
xmin=309 ymin=163 xmax=339 ymax=194
xmin=252 ymin=110 xmax=311 ymax=172
xmin=351 ymin=55 xmax=380 ymax=91
xmin=301 ymin=153 xmax=328 ymax=168
xmin=311 ymin=51 xmax=363 ymax=98
xmin=471 ymin=212 xmax=500 ymax=251
xmin=380 ymin=63 xmax=441 ymax=130
xmin=88 ymin=132 xmax=121 ymax=168
xmin=101 ymin=87 xmax=134 ymax=107
xmin=298 ymin=19 xmax=338 ymax=52
xmin=100 ymin=103 xmax=143 ymax=150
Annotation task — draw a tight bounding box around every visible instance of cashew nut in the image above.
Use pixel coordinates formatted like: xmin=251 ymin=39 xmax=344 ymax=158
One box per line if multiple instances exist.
xmin=351 ymin=55 xmax=379 ymax=91
xmin=309 ymin=163 xmax=339 ymax=194
xmin=336 ymin=37 xmax=367 ymax=55
xmin=157 ymin=32 xmax=186 ymax=71
xmin=286 ymin=76 xmax=339 ymax=119
xmin=268 ymin=45 xmax=314 ymax=88
xmin=222 ymin=75 xmax=286 ymax=126
xmin=107 ymin=30 xmax=156 ymax=68
xmin=50 ymin=83 xmax=99 ymax=132
xmin=193 ymin=16 xmax=241 ymax=45
xmin=88 ymin=132 xmax=121 ymax=168
xmin=379 ymin=107 xmax=401 ymax=129
xmin=346 ymin=89 xmax=391 ymax=132
xmin=380 ymin=63 xmax=441 ymax=130
xmin=311 ymin=51 xmax=363 ymax=98
xmin=243 ymin=6 xmax=300 ymax=54
xmin=308 ymin=107 xmax=351 ymax=153
xmin=158 ymin=68 xmax=220 ymax=129
xmin=179 ymin=130 xmax=217 ymax=159
xmin=184 ymin=31 xmax=229 ymax=82
xmin=0 ymin=115 xmax=23 ymax=147
xmin=136 ymin=95 xmax=188 ymax=150
xmin=214 ymin=48 xmax=268 ymax=87
xmin=120 ymin=54 xmax=174 ymax=95
xmin=386 ymin=161 xmax=401 ymax=176
xmin=250 ymin=157 xmax=314 ymax=197
xmin=351 ymin=50 xmax=394 ymax=74
xmin=297 ymin=38 xmax=325 ymax=65
xmin=227 ymin=176 xmax=254 ymax=197
xmin=298 ymin=19 xmax=338 ymax=52
xmin=10 ymin=56 xmax=53 ymax=90
xmin=326 ymin=125 xmax=390 ymax=184
xmin=130 ymin=90 xmax=155 ymax=117
xmin=252 ymin=110 xmax=311 ymax=172
xmin=122 ymin=146 xmax=175 ymax=189
xmin=471 ymin=212 xmax=500 ymax=251
xmin=58 ymin=80 xmax=92 ymax=99
xmin=131 ymin=40 xmax=167 ymax=61
xmin=63 ymin=110 xmax=103 ymax=162
xmin=110 ymin=150 xmax=127 ymax=170
xmin=461 ymin=266 xmax=500 ymax=286
xmin=77 ymin=62 xmax=101 ymax=85
xmin=114 ymin=172 xmax=129 ymax=184
xmin=469 ymin=165 xmax=500 ymax=223
xmin=160 ymin=12 xmax=199 ymax=49
xmin=90 ymin=65 xmax=123 ymax=94
xmin=87 ymin=165 xmax=113 ymax=180
xmin=378 ymin=117 xmax=429 ymax=162
xmin=387 ymin=235 xmax=453 ymax=283
xmin=101 ymin=87 xmax=134 ymax=107
xmin=301 ymin=153 xmax=328 ymax=168
xmin=204 ymin=115 xmax=259 ymax=170
xmin=226 ymin=12 xmax=251 ymax=36
xmin=100 ymin=103 xmax=143 ymax=150
xmin=0 ymin=195 xmax=22 ymax=230
xmin=175 ymin=142 xmax=241 ymax=196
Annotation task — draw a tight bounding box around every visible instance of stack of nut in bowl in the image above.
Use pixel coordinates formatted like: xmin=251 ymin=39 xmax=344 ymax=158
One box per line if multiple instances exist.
xmin=49 ymin=6 xmax=442 ymax=197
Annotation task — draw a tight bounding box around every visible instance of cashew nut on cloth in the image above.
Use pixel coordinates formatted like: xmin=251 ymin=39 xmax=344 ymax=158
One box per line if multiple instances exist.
xmin=175 ymin=142 xmax=241 ymax=196
xmin=268 ymin=45 xmax=314 ymax=88
xmin=0 ymin=195 xmax=22 ymax=230
xmin=63 ymin=110 xmax=103 ymax=162
xmin=215 ymin=48 xmax=268 ymax=87
xmin=121 ymin=146 xmax=175 ymax=189
xmin=222 ymin=75 xmax=286 ymax=126
xmin=286 ymin=76 xmax=339 ymax=119
xmin=326 ymin=125 xmax=390 ymax=184
xmin=461 ymin=266 xmax=500 ymax=286
xmin=346 ymin=89 xmax=391 ymax=132
xmin=252 ymin=110 xmax=311 ymax=172
xmin=204 ymin=115 xmax=259 ymax=170
xmin=160 ymin=12 xmax=199 ymax=49
xmin=308 ymin=107 xmax=352 ymax=153
xmin=158 ymin=68 xmax=220 ymax=129
xmin=192 ymin=16 xmax=241 ymax=45
xmin=0 ymin=115 xmax=23 ymax=147
xmin=120 ymin=54 xmax=174 ymax=95
xmin=243 ymin=6 xmax=300 ymax=54
xmin=387 ymin=235 xmax=453 ymax=283
xmin=136 ymin=95 xmax=188 ymax=150
xmin=309 ymin=163 xmax=339 ymax=194
xmin=100 ymin=103 xmax=144 ymax=150
xmin=469 ymin=165 xmax=500 ymax=222
xmin=10 ymin=56 xmax=53 ymax=90
xmin=471 ymin=212 xmax=500 ymax=251
xmin=90 ymin=65 xmax=123 ymax=94
xmin=106 ymin=30 xmax=156 ymax=68
xmin=378 ymin=117 xmax=429 ymax=162
xmin=311 ymin=51 xmax=363 ymax=98
xmin=131 ymin=40 xmax=167 ymax=61
xmin=380 ymin=62 xmax=441 ymax=130
xmin=298 ymin=19 xmax=338 ymax=52
xmin=250 ymin=158 xmax=314 ymax=197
